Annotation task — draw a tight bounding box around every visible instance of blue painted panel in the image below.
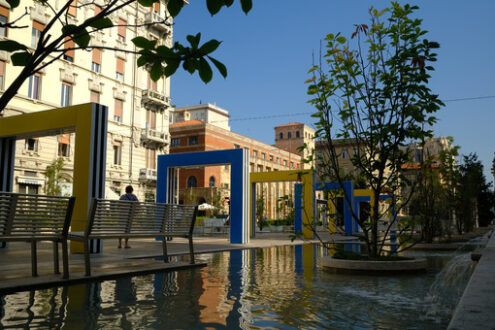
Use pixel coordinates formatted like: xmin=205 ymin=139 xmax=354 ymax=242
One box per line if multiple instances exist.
xmin=294 ymin=183 xmax=303 ymax=235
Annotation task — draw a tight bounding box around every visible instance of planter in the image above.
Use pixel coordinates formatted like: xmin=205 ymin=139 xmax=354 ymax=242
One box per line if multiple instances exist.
xmin=268 ymin=225 xmax=284 ymax=232
xmin=320 ymin=256 xmax=427 ymax=273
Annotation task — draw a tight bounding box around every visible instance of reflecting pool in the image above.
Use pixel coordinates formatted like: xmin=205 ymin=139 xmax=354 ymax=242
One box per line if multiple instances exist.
xmin=0 ymin=244 xmax=474 ymax=329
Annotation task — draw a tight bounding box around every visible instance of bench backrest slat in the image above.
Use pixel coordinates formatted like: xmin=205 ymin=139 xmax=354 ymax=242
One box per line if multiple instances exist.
xmin=86 ymin=199 xmax=197 ymax=237
xmin=0 ymin=192 xmax=75 ymax=237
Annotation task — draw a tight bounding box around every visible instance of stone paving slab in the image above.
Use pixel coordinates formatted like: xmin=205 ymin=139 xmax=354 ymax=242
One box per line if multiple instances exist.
xmin=448 ymin=230 xmax=495 ymax=330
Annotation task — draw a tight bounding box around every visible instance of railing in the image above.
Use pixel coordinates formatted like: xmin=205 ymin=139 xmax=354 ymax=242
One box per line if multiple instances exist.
xmin=144 ymin=12 xmax=171 ymax=33
xmin=141 ymin=128 xmax=168 ymax=145
xmin=141 ymin=89 xmax=169 ymax=111
xmin=139 ymin=168 xmax=157 ymax=182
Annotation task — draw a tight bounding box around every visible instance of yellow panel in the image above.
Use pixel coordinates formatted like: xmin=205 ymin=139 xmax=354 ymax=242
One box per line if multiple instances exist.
xmin=0 ymin=103 xmax=97 ymax=254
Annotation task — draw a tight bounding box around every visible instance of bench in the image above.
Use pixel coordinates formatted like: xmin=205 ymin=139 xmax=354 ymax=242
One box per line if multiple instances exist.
xmin=0 ymin=192 xmax=75 ymax=279
xmin=69 ymin=199 xmax=198 ymax=276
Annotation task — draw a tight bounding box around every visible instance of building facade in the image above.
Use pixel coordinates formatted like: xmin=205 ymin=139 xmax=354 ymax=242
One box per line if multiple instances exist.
xmin=170 ymin=104 xmax=303 ymax=219
xmin=2 ymin=0 xmax=172 ymax=201
xmin=274 ymin=122 xmax=315 ymax=169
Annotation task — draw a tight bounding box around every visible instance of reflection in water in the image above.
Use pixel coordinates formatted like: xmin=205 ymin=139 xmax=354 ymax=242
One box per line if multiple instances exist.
xmin=0 ymin=244 xmax=473 ymax=329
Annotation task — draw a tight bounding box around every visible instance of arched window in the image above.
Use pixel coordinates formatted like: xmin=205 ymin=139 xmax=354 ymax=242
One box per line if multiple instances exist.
xmin=279 ymin=132 xmax=283 ymax=139
xmin=288 ymin=132 xmax=292 ymax=138
xmin=209 ymin=176 xmax=216 ymax=187
xmin=296 ymin=131 xmax=300 ymax=138
xmin=187 ymin=176 xmax=197 ymax=188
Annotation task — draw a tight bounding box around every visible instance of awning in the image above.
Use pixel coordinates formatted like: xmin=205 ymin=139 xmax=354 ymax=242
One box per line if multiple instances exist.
xmin=17 ymin=176 xmax=44 ymax=185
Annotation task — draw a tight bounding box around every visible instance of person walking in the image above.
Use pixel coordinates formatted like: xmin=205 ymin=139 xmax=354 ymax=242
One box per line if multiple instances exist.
xmin=119 ymin=185 xmax=138 ymax=248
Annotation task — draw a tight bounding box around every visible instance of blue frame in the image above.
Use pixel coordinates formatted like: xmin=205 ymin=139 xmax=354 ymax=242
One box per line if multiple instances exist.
xmin=157 ymin=149 xmax=249 ymax=244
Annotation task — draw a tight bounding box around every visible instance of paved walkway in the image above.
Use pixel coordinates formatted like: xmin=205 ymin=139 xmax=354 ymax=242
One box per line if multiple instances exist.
xmin=0 ymin=232 xmax=351 ymax=294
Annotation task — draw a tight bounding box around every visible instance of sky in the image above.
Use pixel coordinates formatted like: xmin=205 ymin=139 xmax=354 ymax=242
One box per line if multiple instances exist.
xmin=170 ymin=0 xmax=495 ymax=181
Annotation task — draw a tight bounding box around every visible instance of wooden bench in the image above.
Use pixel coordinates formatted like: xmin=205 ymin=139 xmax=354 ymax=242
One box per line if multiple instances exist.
xmin=69 ymin=199 xmax=198 ymax=276
xmin=0 ymin=192 xmax=75 ymax=279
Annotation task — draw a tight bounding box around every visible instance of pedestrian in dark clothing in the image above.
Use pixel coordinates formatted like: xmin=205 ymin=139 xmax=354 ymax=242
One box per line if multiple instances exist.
xmin=119 ymin=185 xmax=138 ymax=248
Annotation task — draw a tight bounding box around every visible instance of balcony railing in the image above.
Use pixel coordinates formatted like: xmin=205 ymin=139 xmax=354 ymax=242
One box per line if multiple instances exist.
xmin=144 ymin=12 xmax=171 ymax=33
xmin=142 ymin=89 xmax=169 ymax=111
xmin=141 ymin=128 xmax=169 ymax=145
xmin=139 ymin=168 xmax=157 ymax=182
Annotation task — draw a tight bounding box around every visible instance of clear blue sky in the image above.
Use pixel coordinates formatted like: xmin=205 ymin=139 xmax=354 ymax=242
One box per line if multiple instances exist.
xmin=171 ymin=0 xmax=495 ymax=182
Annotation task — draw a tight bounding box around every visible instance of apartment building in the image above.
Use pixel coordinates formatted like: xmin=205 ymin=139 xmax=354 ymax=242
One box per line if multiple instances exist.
xmin=170 ymin=103 xmax=302 ymax=218
xmin=1 ymin=0 xmax=172 ymax=201
xmin=274 ymin=122 xmax=315 ymax=169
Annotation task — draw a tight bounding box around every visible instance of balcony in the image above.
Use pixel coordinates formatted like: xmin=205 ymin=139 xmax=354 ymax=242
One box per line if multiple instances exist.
xmin=144 ymin=12 xmax=172 ymax=34
xmin=142 ymin=89 xmax=169 ymax=112
xmin=141 ymin=128 xmax=169 ymax=146
xmin=139 ymin=168 xmax=157 ymax=183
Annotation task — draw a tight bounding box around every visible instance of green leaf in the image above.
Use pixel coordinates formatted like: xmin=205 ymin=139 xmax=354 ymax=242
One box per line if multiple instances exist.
xmin=89 ymin=17 xmax=113 ymax=29
xmin=336 ymin=36 xmax=346 ymax=44
xmin=183 ymin=58 xmax=196 ymax=74
xmin=206 ymin=0 xmax=223 ymax=15
xmin=186 ymin=33 xmax=201 ymax=49
xmin=61 ymin=24 xmax=78 ymax=35
xmin=11 ymin=51 xmax=31 ymax=66
xmin=138 ymin=0 xmax=156 ymax=7
xmin=198 ymin=57 xmax=213 ymax=83
xmin=5 ymin=0 xmax=19 ymax=9
xmin=136 ymin=55 xmax=148 ymax=67
xmin=132 ymin=36 xmax=152 ymax=49
xmin=164 ymin=59 xmax=180 ymax=77
xmin=167 ymin=0 xmax=184 ymax=17
xmin=240 ymin=0 xmax=252 ymax=14
xmin=150 ymin=62 xmax=162 ymax=81
xmin=0 ymin=40 xmax=27 ymax=52
xmin=225 ymin=0 xmax=234 ymax=6
xmin=207 ymin=56 xmax=227 ymax=78
xmin=73 ymin=28 xmax=90 ymax=48
xmin=199 ymin=39 xmax=221 ymax=54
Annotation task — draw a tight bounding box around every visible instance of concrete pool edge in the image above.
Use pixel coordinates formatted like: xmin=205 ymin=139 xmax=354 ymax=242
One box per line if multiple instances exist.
xmin=448 ymin=229 xmax=495 ymax=329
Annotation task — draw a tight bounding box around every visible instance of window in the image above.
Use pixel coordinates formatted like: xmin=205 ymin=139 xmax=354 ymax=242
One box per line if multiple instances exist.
xmin=209 ymin=176 xmax=216 ymax=188
xmin=19 ymin=184 xmax=38 ymax=195
xmin=25 ymin=138 xmax=38 ymax=151
xmin=283 ymin=160 xmax=287 ymax=166
xmin=145 ymin=148 xmax=156 ymax=169
xmin=253 ymin=150 xmax=258 ymax=158
xmin=0 ymin=6 xmax=9 ymax=37
xmin=92 ymin=49 xmax=101 ymax=73
xmin=31 ymin=21 xmax=44 ymax=48
xmin=116 ymin=57 xmax=124 ymax=80
xmin=58 ymin=134 xmax=70 ymax=157
xmin=342 ymin=148 xmax=348 ymax=159
xmin=117 ymin=18 xmax=126 ymax=42
xmin=276 ymin=157 xmax=280 ymax=164
xmin=188 ymin=136 xmax=198 ymax=145
xmin=67 ymin=0 xmax=77 ymax=17
xmin=290 ymin=161 xmax=294 ymax=168
xmin=187 ymin=176 xmax=197 ymax=188
xmin=288 ymin=132 xmax=292 ymax=138
xmin=261 ymin=152 xmax=266 ymax=160
xmin=269 ymin=155 xmax=274 ymax=162
xmin=28 ymin=74 xmax=41 ymax=100
xmin=63 ymin=36 xmax=74 ymax=62
xmin=0 ymin=60 xmax=5 ymax=90
xmin=147 ymin=73 xmax=157 ymax=91
xmin=279 ymin=132 xmax=283 ymax=139
xmin=113 ymin=141 xmax=122 ymax=165
xmin=353 ymin=147 xmax=359 ymax=156
xmin=90 ymin=91 xmax=100 ymax=103
xmin=296 ymin=131 xmax=300 ymax=138
xmin=61 ymin=82 xmax=72 ymax=107
xmin=146 ymin=109 xmax=156 ymax=129
xmin=114 ymin=99 xmax=123 ymax=122
xmin=234 ymin=144 xmax=240 ymax=149
xmin=171 ymin=138 xmax=180 ymax=147
xmin=152 ymin=1 xmax=160 ymax=13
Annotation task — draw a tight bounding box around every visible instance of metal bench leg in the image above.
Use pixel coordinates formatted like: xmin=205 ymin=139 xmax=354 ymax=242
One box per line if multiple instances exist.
xmin=31 ymin=241 xmax=38 ymax=277
xmin=162 ymin=238 xmax=168 ymax=263
xmin=53 ymin=242 xmax=60 ymax=275
xmin=189 ymin=236 xmax=195 ymax=264
xmin=84 ymin=239 xmax=91 ymax=276
xmin=62 ymin=239 xmax=69 ymax=279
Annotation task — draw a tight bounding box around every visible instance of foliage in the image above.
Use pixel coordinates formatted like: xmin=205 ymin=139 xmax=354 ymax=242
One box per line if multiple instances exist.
xmin=277 ymin=194 xmax=295 ymax=226
xmin=306 ymin=2 xmax=443 ymax=257
xmin=44 ymin=158 xmax=66 ymax=196
xmin=456 ymin=153 xmax=494 ymax=233
xmin=256 ymin=196 xmax=267 ymax=230
xmin=0 ymin=0 xmax=253 ymax=113
xmin=332 ymin=249 xmax=413 ymax=261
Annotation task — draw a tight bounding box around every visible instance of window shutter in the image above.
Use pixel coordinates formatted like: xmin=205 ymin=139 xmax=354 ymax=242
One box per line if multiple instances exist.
xmin=64 ymin=37 xmax=75 ymax=59
xmin=33 ymin=21 xmax=45 ymax=31
xmin=58 ymin=134 xmax=70 ymax=144
xmin=94 ymin=5 xmax=101 ymax=15
xmin=0 ymin=6 xmax=9 ymax=17
xmin=92 ymin=48 xmax=101 ymax=64
xmin=0 ymin=60 xmax=5 ymax=75
xmin=116 ymin=58 xmax=124 ymax=74
xmin=114 ymin=99 xmax=122 ymax=117
xmin=67 ymin=0 xmax=77 ymax=17
xmin=118 ymin=19 xmax=126 ymax=38
xmin=90 ymin=91 xmax=100 ymax=103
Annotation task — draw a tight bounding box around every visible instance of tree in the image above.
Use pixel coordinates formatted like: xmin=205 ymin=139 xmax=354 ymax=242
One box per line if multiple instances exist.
xmin=307 ymin=2 xmax=443 ymax=257
xmin=456 ymin=153 xmax=494 ymax=233
xmin=0 ymin=0 xmax=252 ymax=114
xmin=44 ymin=157 xmax=66 ymax=196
